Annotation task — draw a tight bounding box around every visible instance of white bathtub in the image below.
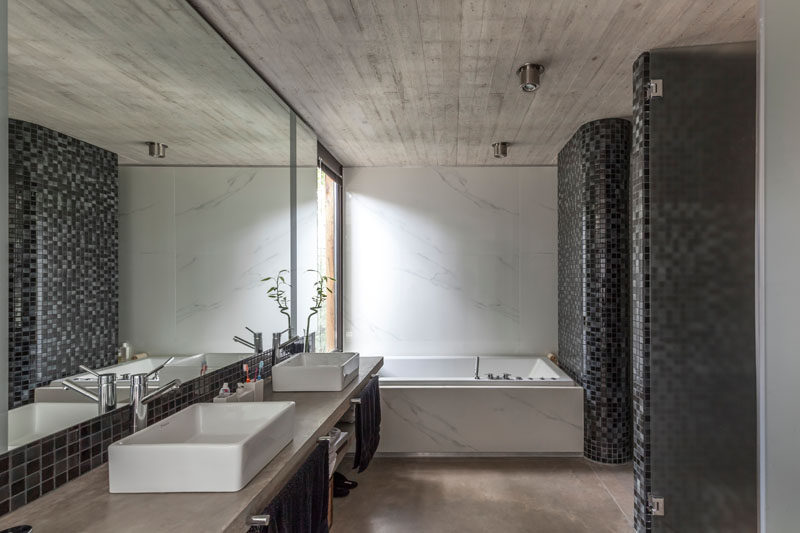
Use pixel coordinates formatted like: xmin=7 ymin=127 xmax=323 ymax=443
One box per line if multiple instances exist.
xmin=378 ymin=355 xmax=584 ymax=455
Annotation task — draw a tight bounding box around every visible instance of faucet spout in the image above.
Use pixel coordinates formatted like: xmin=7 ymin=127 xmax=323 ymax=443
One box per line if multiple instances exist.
xmin=233 ymin=336 xmax=255 ymax=350
xmin=142 ymin=379 xmax=182 ymax=403
xmin=62 ymin=379 xmax=100 ymax=402
xmin=62 ymin=370 xmax=117 ymax=414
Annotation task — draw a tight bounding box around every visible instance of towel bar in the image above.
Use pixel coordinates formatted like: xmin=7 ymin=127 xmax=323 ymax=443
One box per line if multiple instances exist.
xmin=318 ymin=435 xmax=333 ymax=442
xmin=350 ymin=398 xmax=361 ymax=405
xmin=247 ymin=514 xmax=270 ymax=526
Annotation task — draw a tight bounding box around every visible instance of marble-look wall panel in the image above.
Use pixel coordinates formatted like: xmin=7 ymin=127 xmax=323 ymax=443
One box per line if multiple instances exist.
xmin=118 ymin=168 xmax=176 ymax=352
xmin=379 ymin=386 xmax=583 ymax=454
xmin=296 ymin=164 xmax=319 ymax=342
xmin=344 ymin=166 xmax=556 ymax=356
xmin=119 ymin=166 xmax=290 ymax=354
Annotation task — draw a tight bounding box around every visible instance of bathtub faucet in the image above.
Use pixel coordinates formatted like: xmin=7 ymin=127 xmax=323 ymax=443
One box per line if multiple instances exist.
xmin=474 ymin=356 xmax=481 ymax=380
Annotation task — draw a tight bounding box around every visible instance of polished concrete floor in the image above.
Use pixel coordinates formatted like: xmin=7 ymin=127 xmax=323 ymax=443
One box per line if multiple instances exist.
xmin=333 ymin=457 xmax=633 ymax=533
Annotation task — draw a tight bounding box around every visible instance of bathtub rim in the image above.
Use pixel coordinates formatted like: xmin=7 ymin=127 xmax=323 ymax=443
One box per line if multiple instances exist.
xmin=378 ymin=354 xmax=575 ymax=386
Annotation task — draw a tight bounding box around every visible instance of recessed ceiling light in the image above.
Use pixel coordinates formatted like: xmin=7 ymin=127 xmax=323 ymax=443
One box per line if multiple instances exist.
xmin=517 ymin=63 xmax=544 ymax=92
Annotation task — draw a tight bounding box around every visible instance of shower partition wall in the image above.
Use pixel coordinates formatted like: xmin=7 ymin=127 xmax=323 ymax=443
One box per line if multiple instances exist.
xmin=631 ymin=42 xmax=757 ymax=532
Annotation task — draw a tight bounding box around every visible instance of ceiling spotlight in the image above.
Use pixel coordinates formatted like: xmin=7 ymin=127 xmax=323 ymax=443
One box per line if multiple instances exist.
xmin=517 ymin=63 xmax=544 ymax=92
xmin=146 ymin=141 xmax=168 ymax=158
xmin=492 ymin=142 xmax=509 ymax=159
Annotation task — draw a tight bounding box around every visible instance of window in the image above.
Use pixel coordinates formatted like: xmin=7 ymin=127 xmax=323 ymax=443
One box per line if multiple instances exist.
xmin=315 ymin=163 xmax=343 ymax=351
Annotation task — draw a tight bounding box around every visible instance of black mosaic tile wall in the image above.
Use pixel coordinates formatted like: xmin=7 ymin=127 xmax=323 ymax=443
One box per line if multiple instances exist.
xmin=631 ymin=52 xmax=652 ymax=533
xmin=632 ymin=43 xmax=757 ymax=532
xmin=8 ymin=119 xmax=119 ymax=408
xmin=0 ymin=405 xmax=129 ymax=516
xmin=557 ymin=118 xmax=631 ymax=464
xmin=146 ymin=342 xmax=303 ymax=425
xmin=0 ymin=341 xmax=303 ymax=517
xmin=556 ymin=133 xmax=584 ymax=384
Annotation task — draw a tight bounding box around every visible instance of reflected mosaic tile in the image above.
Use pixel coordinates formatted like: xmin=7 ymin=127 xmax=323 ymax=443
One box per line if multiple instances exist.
xmin=8 ymin=119 xmax=119 ymax=408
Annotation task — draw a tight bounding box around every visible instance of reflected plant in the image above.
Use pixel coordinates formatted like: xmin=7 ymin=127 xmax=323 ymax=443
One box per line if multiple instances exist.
xmin=305 ymin=269 xmax=334 ymax=351
xmin=262 ymin=269 xmax=291 ymax=332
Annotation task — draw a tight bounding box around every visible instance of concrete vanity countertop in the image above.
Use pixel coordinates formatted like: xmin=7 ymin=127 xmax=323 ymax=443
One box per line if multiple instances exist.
xmin=0 ymin=357 xmax=384 ymax=533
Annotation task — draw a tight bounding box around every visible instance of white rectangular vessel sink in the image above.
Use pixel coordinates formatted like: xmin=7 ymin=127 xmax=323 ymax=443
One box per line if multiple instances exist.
xmin=8 ymin=403 xmax=101 ymax=449
xmin=272 ymin=352 xmax=360 ymax=392
xmin=108 ymin=402 xmax=295 ymax=493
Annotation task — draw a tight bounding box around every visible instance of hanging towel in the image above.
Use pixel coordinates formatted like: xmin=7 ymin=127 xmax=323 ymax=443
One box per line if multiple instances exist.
xmin=249 ymin=442 xmax=329 ymax=533
xmin=353 ymin=376 xmax=381 ymax=473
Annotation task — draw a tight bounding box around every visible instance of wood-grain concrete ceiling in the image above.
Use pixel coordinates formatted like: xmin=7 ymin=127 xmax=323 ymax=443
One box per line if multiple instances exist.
xmin=191 ymin=0 xmax=757 ymax=167
xmin=8 ymin=0 xmax=302 ymax=166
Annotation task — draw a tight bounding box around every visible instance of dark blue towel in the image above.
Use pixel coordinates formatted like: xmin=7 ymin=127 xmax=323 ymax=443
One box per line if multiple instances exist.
xmin=353 ymin=376 xmax=381 ymax=473
xmin=249 ymin=442 xmax=329 ymax=533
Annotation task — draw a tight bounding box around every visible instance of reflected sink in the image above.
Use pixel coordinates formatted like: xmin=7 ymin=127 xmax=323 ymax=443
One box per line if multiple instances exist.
xmin=108 ymin=402 xmax=295 ymax=493
xmin=36 ymin=353 xmax=250 ymax=404
xmin=272 ymin=352 xmax=359 ymax=392
xmin=8 ymin=403 xmax=101 ymax=449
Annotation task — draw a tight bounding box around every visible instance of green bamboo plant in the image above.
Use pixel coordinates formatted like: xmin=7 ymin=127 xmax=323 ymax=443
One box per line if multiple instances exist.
xmin=262 ymin=269 xmax=292 ymax=332
xmin=304 ymin=269 xmax=335 ymax=351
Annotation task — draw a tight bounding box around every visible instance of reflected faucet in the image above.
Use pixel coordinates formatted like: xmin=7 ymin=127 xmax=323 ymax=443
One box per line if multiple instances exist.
xmin=129 ymin=357 xmax=181 ymax=433
xmin=62 ymin=365 xmax=117 ymax=414
xmin=272 ymin=328 xmax=292 ymax=366
xmin=233 ymin=326 xmax=263 ymax=356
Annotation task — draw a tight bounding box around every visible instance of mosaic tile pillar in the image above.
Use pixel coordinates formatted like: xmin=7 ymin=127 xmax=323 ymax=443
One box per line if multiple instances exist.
xmin=8 ymin=119 xmax=119 ymax=407
xmin=557 ymin=118 xmax=631 ymax=464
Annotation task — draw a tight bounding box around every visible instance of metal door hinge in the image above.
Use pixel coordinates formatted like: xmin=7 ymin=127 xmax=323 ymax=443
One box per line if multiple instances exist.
xmin=648 ymin=495 xmax=665 ymax=516
xmin=646 ymin=79 xmax=663 ymax=99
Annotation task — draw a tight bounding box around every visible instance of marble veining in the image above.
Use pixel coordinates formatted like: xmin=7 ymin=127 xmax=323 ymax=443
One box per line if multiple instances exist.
xmin=379 ymin=386 xmax=583 ymax=454
xmin=119 ymin=166 xmax=291 ymax=354
xmin=175 ymin=172 xmax=256 ymax=216
xmin=432 ymin=167 xmax=518 ymax=215
xmin=345 ymin=166 xmax=556 ymax=356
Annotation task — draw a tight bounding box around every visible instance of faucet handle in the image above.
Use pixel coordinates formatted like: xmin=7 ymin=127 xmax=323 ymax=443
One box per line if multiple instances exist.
xmin=245 ymin=326 xmax=258 ymax=336
xmin=147 ymin=356 xmax=175 ymax=378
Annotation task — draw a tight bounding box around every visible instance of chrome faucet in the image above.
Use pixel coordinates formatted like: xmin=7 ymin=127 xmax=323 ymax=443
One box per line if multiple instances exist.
xmin=474 ymin=356 xmax=481 ymax=380
xmin=129 ymin=357 xmax=181 ymax=433
xmin=272 ymin=328 xmax=291 ymax=366
xmin=62 ymin=365 xmax=117 ymax=414
xmin=233 ymin=326 xmax=263 ymax=355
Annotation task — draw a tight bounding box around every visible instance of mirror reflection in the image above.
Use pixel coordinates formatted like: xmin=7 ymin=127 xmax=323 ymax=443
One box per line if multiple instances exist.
xmin=3 ymin=0 xmax=322 ymax=452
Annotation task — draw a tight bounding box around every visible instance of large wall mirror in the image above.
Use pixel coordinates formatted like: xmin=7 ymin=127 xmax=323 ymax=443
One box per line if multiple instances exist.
xmin=1 ymin=0 xmax=325 ymax=454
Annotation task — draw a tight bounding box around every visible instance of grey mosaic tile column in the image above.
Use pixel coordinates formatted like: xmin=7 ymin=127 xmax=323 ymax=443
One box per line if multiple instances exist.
xmin=8 ymin=119 xmax=119 ymax=407
xmin=557 ymin=117 xmax=631 ymax=464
